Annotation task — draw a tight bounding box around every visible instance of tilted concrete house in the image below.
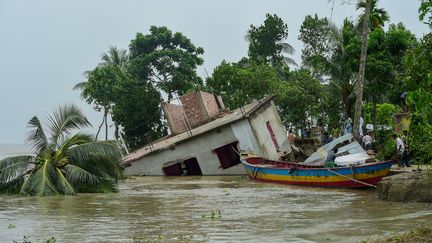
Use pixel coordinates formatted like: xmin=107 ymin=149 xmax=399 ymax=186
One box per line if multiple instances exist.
xmin=122 ymin=91 xmax=290 ymax=176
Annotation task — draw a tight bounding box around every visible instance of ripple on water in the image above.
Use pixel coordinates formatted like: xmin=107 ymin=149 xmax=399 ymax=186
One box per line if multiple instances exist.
xmin=1 ymin=176 xmax=432 ymax=242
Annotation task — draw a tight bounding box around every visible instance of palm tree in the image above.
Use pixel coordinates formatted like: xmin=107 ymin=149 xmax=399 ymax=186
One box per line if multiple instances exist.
xmin=353 ymin=0 xmax=372 ymax=140
xmin=357 ymin=0 xmax=389 ymax=30
xmin=0 ymin=104 xmax=122 ymax=196
xmin=74 ymin=46 xmax=129 ymax=141
xmin=100 ymin=46 xmax=129 ymax=69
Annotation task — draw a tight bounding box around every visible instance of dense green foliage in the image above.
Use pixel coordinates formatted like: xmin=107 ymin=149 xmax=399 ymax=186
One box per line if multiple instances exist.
xmin=274 ymin=70 xmax=323 ymax=129
xmin=0 ymin=105 xmax=122 ymax=196
xmin=111 ymin=78 xmax=166 ymax=150
xmin=128 ymin=26 xmax=204 ymax=100
xmin=404 ymin=33 xmax=432 ymax=163
xmin=419 ymin=0 xmax=432 ymax=28
xmin=247 ymin=14 xmax=296 ymax=67
xmin=76 ymin=26 xmax=205 ymax=149
xmin=207 ymin=60 xmax=279 ymax=109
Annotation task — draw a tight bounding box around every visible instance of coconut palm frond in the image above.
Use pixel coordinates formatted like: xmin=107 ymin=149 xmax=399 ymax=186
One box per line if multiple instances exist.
xmin=327 ymin=21 xmax=342 ymax=43
xmin=280 ymin=42 xmax=295 ymax=55
xmin=59 ymin=133 xmax=94 ymax=155
xmin=67 ymin=141 xmax=121 ymax=164
xmin=0 ymin=176 xmax=25 ymax=194
xmin=26 ymin=116 xmax=48 ymax=153
xmin=356 ymin=0 xmax=368 ymax=10
xmin=48 ymin=104 xmax=91 ymax=147
xmin=21 ymin=160 xmax=58 ymax=196
xmin=284 ymin=57 xmax=298 ymax=66
xmin=65 ymin=164 xmax=118 ymax=193
xmin=68 ymin=141 xmax=122 ymax=182
xmin=72 ymin=82 xmax=86 ymax=91
xmin=100 ymin=46 xmax=129 ymax=69
xmin=64 ymin=164 xmax=101 ymax=185
xmin=0 ymin=156 xmax=33 ymax=183
xmin=54 ymin=168 xmax=75 ymax=195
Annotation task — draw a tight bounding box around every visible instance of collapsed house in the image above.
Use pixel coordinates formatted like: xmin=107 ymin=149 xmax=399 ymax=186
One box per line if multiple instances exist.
xmin=122 ymin=91 xmax=291 ymax=176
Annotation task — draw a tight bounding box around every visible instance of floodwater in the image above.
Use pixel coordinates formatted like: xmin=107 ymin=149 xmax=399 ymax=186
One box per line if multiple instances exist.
xmin=1 ymin=176 xmax=432 ymax=242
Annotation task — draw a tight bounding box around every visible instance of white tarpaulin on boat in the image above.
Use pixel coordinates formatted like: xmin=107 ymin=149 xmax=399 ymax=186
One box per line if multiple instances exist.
xmin=302 ymin=134 xmax=369 ymax=166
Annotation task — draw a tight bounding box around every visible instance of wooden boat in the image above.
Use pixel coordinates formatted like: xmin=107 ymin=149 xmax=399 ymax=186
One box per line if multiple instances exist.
xmin=241 ymin=156 xmax=394 ymax=188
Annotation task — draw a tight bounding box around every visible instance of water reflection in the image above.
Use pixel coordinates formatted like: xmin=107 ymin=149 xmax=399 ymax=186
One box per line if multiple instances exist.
xmin=1 ymin=176 xmax=431 ymax=242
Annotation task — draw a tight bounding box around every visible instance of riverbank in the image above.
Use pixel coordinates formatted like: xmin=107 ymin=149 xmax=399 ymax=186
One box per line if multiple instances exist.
xmin=364 ymin=225 xmax=432 ymax=242
xmin=378 ymin=165 xmax=432 ymax=203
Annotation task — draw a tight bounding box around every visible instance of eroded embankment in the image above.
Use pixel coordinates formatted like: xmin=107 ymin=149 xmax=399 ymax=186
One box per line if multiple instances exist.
xmin=378 ymin=170 xmax=432 ymax=202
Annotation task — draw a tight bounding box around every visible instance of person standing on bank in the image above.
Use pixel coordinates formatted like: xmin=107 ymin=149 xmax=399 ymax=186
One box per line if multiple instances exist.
xmin=393 ymin=134 xmax=410 ymax=167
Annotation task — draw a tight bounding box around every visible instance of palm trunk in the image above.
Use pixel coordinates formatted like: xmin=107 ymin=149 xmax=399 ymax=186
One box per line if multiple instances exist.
xmin=104 ymin=108 xmax=108 ymax=141
xmin=114 ymin=121 xmax=119 ymax=140
xmin=95 ymin=115 xmax=104 ymax=141
xmin=372 ymin=96 xmax=377 ymax=133
xmin=353 ymin=0 xmax=371 ymax=141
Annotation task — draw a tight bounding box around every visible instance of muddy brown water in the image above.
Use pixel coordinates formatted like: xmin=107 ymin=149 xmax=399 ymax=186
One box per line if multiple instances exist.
xmin=1 ymin=176 xmax=432 ymax=242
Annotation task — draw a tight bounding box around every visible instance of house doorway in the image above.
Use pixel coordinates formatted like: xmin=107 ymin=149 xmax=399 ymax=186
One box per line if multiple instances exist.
xmin=162 ymin=157 xmax=203 ymax=176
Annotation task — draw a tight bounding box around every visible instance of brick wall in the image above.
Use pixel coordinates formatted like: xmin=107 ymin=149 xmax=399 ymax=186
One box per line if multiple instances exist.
xmin=164 ymin=91 xmax=223 ymax=132
xmin=180 ymin=91 xmax=207 ymax=128
xmin=200 ymin=91 xmax=220 ymax=119
xmin=162 ymin=103 xmax=188 ymax=135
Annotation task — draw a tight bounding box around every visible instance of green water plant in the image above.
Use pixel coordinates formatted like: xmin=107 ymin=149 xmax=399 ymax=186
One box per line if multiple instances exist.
xmin=201 ymin=210 xmax=222 ymax=220
xmin=0 ymin=104 xmax=122 ymax=196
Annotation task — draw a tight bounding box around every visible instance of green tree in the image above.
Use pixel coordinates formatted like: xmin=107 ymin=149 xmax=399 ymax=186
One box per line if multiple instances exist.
xmin=80 ymin=65 xmax=125 ymax=141
xmin=247 ymin=14 xmax=296 ymax=67
xmin=207 ymin=60 xmax=280 ymax=109
xmin=404 ymin=33 xmax=432 ymax=164
xmin=298 ymin=14 xmax=331 ymax=78
xmin=111 ymin=78 xmax=166 ymax=150
xmin=0 ymin=105 xmax=122 ymax=196
xmin=299 ymin=17 xmax=361 ymax=119
xmin=128 ymin=26 xmax=204 ymax=100
xmin=363 ymin=24 xmax=416 ymax=127
xmin=419 ymin=0 xmax=432 ymax=28
xmin=274 ymin=69 xmax=323 ymax=129
xmin=74 ymin=46 xmax=129 ymax=141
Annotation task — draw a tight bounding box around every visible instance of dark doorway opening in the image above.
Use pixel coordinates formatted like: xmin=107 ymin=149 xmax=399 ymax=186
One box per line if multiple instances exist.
xmin=162 ymin=157 xmax=203 ymax=176
xmin=214 ymin=141 xmax=240 ymax=169
xmin=162 ymin=163 xmax=183 ymax=176
xmin=183 ymin=158 xmax=203 ymax=175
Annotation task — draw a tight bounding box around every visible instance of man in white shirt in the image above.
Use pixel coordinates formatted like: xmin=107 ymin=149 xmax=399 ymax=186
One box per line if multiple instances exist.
xmin=393 ymin=134 xmax=410 ymax=167
xmin=362 ymin=132 xmax=374 ymax=150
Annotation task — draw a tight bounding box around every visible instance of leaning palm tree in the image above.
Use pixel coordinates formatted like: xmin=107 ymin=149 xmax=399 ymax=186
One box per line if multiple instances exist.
xmin=0 ymin=104 xmax=122 ymax=196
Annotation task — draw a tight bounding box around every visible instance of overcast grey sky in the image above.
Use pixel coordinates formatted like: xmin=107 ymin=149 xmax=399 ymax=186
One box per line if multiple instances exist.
xmin=0 ymin=0 xmax=428 ymax=144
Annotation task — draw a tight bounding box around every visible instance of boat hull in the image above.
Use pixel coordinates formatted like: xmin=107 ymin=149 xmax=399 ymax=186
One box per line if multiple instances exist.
xmin=241 ymin=157 xmax=393 ymax=188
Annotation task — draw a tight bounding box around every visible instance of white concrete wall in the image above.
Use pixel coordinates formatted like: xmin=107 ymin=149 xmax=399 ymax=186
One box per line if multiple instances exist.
xmin=124 ymin=124 xmax=248 ymax=176
xmin=249 ymin=101 xmax=289 ymax=160
xmin=230 ymin=119 xmax=263 ymax=155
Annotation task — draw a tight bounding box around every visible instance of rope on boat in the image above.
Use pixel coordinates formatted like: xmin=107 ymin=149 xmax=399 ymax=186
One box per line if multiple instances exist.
xmin=327 ymin=169 xmax=377 ymax=188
